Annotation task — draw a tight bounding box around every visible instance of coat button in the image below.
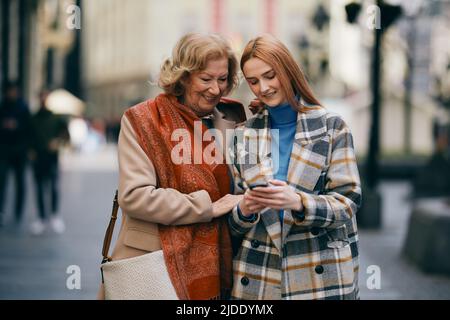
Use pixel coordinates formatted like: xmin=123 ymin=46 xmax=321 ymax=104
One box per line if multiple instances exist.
xmin=251 ymin=240 xmax=260 ymax=248
xmin=241 ymin=276 xmax=249 ymax=286
xmin=315 ymin=265 xmax=324 ymax=274
xmin=294 ymin=211 xmax=305 ymax=222
xmin=311 ymin=228 xmax=320 ymax=236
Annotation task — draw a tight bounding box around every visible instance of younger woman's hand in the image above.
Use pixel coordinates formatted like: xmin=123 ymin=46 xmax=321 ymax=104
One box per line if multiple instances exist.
xmin=246 ymin=179 xmax=303 ymax=211
xmin=238 ymin=190 xmax=266 ymax=217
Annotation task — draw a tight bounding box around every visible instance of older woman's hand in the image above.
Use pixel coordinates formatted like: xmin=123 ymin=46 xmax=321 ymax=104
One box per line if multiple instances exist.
xmin=246 ymin=179 xmax=303 ymax=211
xmin=212 ymin=194 xmax=244 ymax=218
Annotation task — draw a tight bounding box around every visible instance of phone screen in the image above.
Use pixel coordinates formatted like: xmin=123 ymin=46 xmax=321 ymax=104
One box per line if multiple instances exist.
xmin=248 ymin=182 xmax=269 ymax=190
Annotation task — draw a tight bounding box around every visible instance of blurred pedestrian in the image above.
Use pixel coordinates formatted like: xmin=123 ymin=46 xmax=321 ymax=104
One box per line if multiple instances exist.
xmin=229 ymin=35 xmax=362 ymax=300
xmin=98 ymin=33 xmax=246 ymax=300
xmin=29 ymin=90 xmax=69 ymax=235
xmin=0 ymin=81 xmax=32 ymax=227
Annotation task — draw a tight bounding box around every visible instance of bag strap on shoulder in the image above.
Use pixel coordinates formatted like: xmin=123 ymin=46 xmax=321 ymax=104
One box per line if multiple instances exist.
xmin=101 ymin=190 xmax=120 ymax=264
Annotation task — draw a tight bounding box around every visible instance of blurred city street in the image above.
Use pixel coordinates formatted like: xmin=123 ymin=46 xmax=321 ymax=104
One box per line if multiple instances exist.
xmin=1 ymin=0 xmax=450 ymax=301
xmin=0 ymin=147 xmax=449 ymax=300
xmin=0 ymin=146 xmax=118 ymax=299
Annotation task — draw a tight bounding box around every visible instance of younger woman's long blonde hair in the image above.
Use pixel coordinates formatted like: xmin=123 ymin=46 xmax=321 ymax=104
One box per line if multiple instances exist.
xmin=241 ymin=34 xmax=321 ymax=111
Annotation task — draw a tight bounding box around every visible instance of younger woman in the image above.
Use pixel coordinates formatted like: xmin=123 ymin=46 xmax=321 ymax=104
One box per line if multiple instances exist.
xmin=229 ymin=34 xmax=362 ymax=300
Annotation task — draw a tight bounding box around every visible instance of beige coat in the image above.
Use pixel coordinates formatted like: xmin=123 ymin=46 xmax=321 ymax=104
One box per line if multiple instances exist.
xmin=97 ymin=103 xmax=246 ymax=299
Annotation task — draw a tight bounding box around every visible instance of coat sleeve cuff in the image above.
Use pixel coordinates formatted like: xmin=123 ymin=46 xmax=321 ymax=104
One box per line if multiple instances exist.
xmin=292 ymin=191 xmax=315 ymax=226
xmin=229 ymin=205 xmax=260 ymax=233
xmin=237 ymin=205 xmax=258 ymax=222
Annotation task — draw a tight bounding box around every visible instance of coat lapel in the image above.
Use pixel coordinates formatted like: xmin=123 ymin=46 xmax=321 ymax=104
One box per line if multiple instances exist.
xmin=282 ymin=107 xmax=328 ymax=244
xmin=212 ymin=107 xmax=240 ymax=189
xmin=260 ymin=208 xmax=282 ymax=252
xmin=282 ymin=210 xmax=295 ymax=244
xmin=261 ymin=111 xmax=285 ymax=252
xmin=235 ymin=109 xmax=273 ymax=188
xmin=212 ymin=106 xmax=236 ymax=140
xmin=282 ymin=112 xmax=306 ymax=242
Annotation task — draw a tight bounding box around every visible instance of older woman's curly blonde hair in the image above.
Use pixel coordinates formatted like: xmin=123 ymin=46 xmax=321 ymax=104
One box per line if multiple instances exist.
xmin=158 ymin=33 xmax=239 ymax=97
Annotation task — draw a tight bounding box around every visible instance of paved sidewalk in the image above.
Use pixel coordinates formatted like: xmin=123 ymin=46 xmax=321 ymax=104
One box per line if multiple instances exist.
xmin=358 ymin=181 xmax=450 ymax=299
xmin=0 ymin=147 xmax=119 ymax=299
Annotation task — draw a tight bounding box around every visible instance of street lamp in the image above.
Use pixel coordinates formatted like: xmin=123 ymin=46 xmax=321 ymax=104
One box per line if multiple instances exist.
xmin=345 ymin=0 xmax=402 ymax=228
xmin=401 ymin=0 xmax=425 ymax=155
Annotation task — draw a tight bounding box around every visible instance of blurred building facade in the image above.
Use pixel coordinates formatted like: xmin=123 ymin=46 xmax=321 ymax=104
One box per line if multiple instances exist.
xmin=1 ymin=0 xmax=38 ymax=106
xmin=82 ymin=0 xmax=332 ymax=121
xmin=0 ymin=0 xmax=81 ymax=111
xmin=81 ymin=0 xmax=450 ymax=157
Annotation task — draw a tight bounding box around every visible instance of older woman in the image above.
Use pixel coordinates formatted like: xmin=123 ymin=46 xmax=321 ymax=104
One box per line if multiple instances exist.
xmin=98 ymin=33 xmax=246 ymax=300
xmin=229 ymin=34 xmax=362 ymax=300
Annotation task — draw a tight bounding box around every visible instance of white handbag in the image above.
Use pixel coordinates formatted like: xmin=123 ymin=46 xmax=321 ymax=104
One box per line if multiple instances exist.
xmin=100 ymin=191 xmax=178 ymax=300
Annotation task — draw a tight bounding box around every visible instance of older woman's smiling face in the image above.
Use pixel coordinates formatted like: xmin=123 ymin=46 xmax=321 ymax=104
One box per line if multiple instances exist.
xmin=183 ymin=57 xmax=229 ymax=117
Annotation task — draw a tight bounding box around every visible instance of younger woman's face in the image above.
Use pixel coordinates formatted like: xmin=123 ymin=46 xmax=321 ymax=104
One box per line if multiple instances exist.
xmin=243 ymin=58 xmax=287 ymax=107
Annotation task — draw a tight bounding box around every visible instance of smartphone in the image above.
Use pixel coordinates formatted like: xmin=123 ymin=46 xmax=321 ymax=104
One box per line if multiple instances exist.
xmin=248 ymin=182 xmax=269 ymax=190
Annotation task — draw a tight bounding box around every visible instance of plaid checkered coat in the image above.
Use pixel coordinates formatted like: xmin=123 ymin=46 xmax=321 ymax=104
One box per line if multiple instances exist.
xmin=228 ymin=105 xmax=362 ymax=300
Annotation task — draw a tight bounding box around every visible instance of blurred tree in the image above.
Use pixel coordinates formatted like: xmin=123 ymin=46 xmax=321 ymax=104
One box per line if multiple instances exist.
xmin=345 ymin=2 xmax=361 ymax=24
xmin=312 ymin=4 xmax=330 ymax=31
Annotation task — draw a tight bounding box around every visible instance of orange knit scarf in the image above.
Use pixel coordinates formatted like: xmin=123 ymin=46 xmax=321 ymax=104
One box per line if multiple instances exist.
xmin=125 ymin=94 xmax=232 ymax=300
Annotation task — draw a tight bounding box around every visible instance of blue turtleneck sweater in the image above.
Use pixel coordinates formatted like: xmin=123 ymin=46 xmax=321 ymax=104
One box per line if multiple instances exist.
xmin=269 ymin=102 xmax=298 ymax=182
xmin=237 ymin=102 xmax=299 ymax=223
xmin=268 ymin=102 xmax=298 ymax=223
